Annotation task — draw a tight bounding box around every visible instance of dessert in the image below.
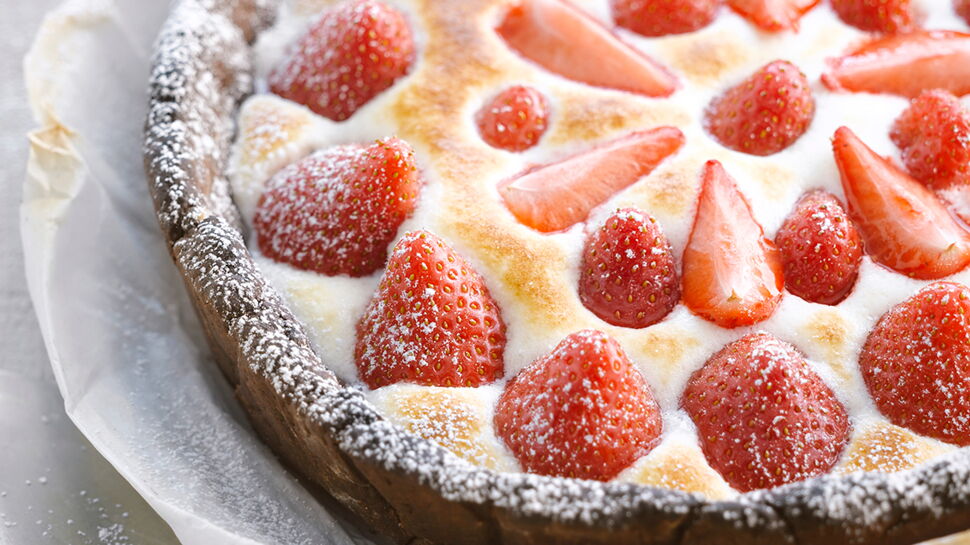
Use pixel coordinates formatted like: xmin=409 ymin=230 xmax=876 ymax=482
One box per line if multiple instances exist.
xmin=145 ymin=0 xmax=970 ymax=542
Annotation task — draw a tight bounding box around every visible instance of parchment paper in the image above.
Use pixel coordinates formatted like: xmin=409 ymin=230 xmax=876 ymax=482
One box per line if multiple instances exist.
xmin=21 ymin=1 xmax=368 ymax=543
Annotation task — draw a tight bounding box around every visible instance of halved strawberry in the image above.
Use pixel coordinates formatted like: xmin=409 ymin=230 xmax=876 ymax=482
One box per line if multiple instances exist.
xmin=269 ymin=0 xmax=415 ymax=121
xmin=494 ymin=330 xmax=662 ymax=481
xmin=611 ymin=0 xmax=720 ymax=37
xmin=860 ymin=282 xmax=970 ymax=446
xmin=774 ymin=190 xmax=863 ymax=305
xmin=579 ymin=208 xmax=680 ymax=328
xmin=705 ymin=60 xmax=815 ymax=156
xmin=255 ymin=138 xmax=421 ymax=277
xmin=831 ymin=0 xmax=918 ymax=34
xmin=823 ymin=31 xmax=970 ymax=98
xmin=959 ymin=0 xmax=970 ymax=25
xmin=681 ymin=161 xmax=784 ymax=328
xmin=682 ymin=332 xmax=850 ymax=492
xmin=891 ymin=90 xmax=970 ymax=192
xmin=727 ymin=0 xmax=819 ymax=32
xmin=354 ymin=231 xmax=506 ymax=388
xmin=832 ymin=126 xmax=970 ymax=279
xmin=497 ymin=0 xmax=678 ymax=97
xmin=498 ymin=127 xmax=684 ymax=233
xmin=476 ymin=85 xmax=550 ymax=152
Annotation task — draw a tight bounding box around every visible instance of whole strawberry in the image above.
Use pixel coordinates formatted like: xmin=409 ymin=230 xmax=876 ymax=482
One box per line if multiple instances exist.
xmin=579 ymin=208 xmax=679 ymax=328
xmin=611 ymin=0 xmax=721 ymax=37
xmin=860 ymin=282 xmax=970 ymax=446
xmin=269 ymin=0 xmax=415 ymax=121
xmin=682 ymin=332 xmax=850 ymax=492
xmin=775 ymin=190 xmax=862 ymax=305
xmin=255 ymin=137 xmax=421 ymax=277
xmin=831 ymin=0 xmax=917 ymax=34
xmin=495 ymin=330 xmax=662 ymax=481
xmin=355 ymin=231 xmax=506 ymax=388
xmin=891 ymin=90 xmax=970 ymax=192
xmin=476 ymin=85 xmax=550 ymax=152
xmin=705 ymin=60 xmax=815 ymax=156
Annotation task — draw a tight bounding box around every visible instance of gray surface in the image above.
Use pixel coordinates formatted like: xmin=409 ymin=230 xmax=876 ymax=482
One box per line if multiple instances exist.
xmin=0 ymin=2 xmax=179 ymax=544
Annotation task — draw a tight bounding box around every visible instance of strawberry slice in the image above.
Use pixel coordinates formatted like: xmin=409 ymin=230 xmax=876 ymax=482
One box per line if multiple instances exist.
xmin=860 ymin=282 xmax=970 ymax=446
xmin=269 ymin=0 xmax=415 ymax=121
xmin=830 ymin=0 xmax=917 ymax=34
xmin=611 ymin=0 xmax=720 ymax=37
xmin=705 ymin=60 xmax=815 ymax=156
xmin=682 ymin=332 xmax=850 ymax=492
xmin=681 ymin=161 xmax=784 ymax=328
xmin=823 ymin=31 xmax=970 ymax=98
xmin=727 ymin=0 xmax=819 ymax=32
xmin=497 ymin=0 xmax=678 ymax=97
xmin=476 ymin=85 xmax=550 ymax=152
xmin=255 ymin=137 xmax=421 ymax=277
xmin=494 ymin=330 xmax=662 ymax=481
xmin=832 ymin=126 xmax=970 ymax=279
xmin=775 ymin=190 xmax=863 ymax=305
xmin=498 ymin=127 xmax=684 ymax=233
xmin=354 ymin=231 xmax=506 ymax=388
xmin=579 ymin=208 xmax=680 ymax=328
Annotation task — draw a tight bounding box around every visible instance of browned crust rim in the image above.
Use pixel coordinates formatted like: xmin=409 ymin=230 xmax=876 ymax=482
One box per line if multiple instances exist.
xmin=142 ymin=1 xmax=970 ymax=543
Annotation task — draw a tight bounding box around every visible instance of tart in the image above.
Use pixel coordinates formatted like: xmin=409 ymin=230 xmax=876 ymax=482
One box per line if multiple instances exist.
xmin=144 ymin=0 xmax=970 ymax=542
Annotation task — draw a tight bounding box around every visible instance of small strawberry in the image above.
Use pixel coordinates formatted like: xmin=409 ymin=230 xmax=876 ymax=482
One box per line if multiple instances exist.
xmin=497 ymin=0 xmax=678 ymax=97
xmin=611 ymin=0 xmax=721 ymax=37
xmin=831 ymin=0 xmax=918 ymax=34
xmin=682 ymin=332 xmax=850 ymax=492
xmin=269 ymin=0 xmax=415 ymax=121
xmin=499 ymin=127 xmax=684 ymax=233
xmin=476 ymin=85 xmax=550 ymax=152
xmin=832 ymin=126 xmax=970 ymax=279
xmin=727 ymin=0 xmax=819 ymax=32
xmin=823 ymin=31 xmax=970 ymax=98
xmin=494 ymin=330 xmax=662 ymax=481
xmin=705 ymin=60 xmax=815 ymax=156
xmin=681 ymin=161 xmax=784 ymax=328
xmin=860 ymin=282 xmax=970 ymax=446
xmin=774 ymin=190 xmax=863 ymax=305
xmin=355 ymin=231 xmax=506 ymax=388
xmin=891 ymin=90 xmax=970 ymax=192
xmin=579 ymin=208 xmax=680 ymax=328
xmin=255 ymin=137 xmax=421 ymax=277
xmin=958 ymin=0 xmax=970 ymax=26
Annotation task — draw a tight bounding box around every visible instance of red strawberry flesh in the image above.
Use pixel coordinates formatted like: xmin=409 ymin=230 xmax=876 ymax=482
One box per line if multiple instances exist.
xmin=498 ymin=127 xmax=684 ymax=233
xmin=727 ymin=0 xmax=819 ymax=32
xmin=682 ymin=161 xmax=784 ymax=328
xmin=497 ymin=0 xmax=678 ymax=97
xmin=611 ymin=0 xmax=720 ymax=37
xmin=823 ymin=31 xmax=970 ymax=98
xmin=832 ymin=126 xmax=970 ymax=279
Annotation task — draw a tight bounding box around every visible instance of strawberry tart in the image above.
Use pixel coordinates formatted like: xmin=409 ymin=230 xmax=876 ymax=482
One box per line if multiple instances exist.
xmin=145 ymin=0 xmax=970 ymax=542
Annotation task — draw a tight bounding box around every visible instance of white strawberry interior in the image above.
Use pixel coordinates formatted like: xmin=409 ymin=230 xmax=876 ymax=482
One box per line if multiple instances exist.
xmin=230 ymin=0 xmax=970 ymax=493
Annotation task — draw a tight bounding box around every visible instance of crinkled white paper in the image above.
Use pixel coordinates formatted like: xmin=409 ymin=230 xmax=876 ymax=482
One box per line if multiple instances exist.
xmin=21 ymin=1 xmax=372 ymax=543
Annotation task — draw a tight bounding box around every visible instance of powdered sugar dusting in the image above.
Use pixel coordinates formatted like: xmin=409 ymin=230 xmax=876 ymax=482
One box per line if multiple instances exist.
xmin=145 ymin=0 xmax=970 ymax=541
